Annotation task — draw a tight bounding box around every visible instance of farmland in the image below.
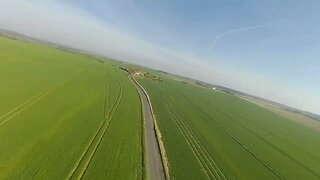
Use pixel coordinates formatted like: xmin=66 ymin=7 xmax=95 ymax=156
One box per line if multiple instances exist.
xmin=0 ymin=36 xmax=143 ymax=179
xmin=1 ymin=34 xmax=320 ymax=180
xmin=138 ymin=75 xmax=320 ymax=179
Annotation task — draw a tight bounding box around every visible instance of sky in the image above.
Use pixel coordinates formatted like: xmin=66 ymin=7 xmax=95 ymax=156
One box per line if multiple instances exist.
xmin=0 ymin=0 xmax=319 ymax=114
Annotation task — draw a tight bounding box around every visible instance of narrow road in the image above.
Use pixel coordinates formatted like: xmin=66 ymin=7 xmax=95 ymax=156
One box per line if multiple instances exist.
xmin=129 ymin=75 xmax=166 ymax=180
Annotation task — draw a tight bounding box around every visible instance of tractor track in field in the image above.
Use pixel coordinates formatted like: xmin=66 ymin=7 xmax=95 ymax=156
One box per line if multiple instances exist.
xmin=214 ymin=102 xmax=320 ymax=177
xmin=231 ymin=106 xmax=320 ymax=163
xmin=102 ymin=71 xmax=109 ymax=119
xmin=183 ymin=88 xmax=320 ymax=178
xmin=163 ymin=99 xmax=227 ymax=180
xmin=0 ymin=89 xmax=47 ymax=125
xmin=80 ymin=83 xmax=123 ymax=179
xmin=179 ymin=90 xmax=284 ymax=180
xmin=0 ymin=72 xmax=79 ymax=127
xmin=163 ymin=101 xmax=211 ymax=179
xmin=67 ymin=80 xmax=123 ymax=180
xmin=166 ymin=99 xmax=227 ymax=180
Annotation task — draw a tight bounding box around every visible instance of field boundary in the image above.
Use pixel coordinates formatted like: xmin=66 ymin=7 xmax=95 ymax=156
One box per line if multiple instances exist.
xmin=136 ymin=81 xmax=148 ymax=180
xmin=140 ymin=93 xmax=148 ymax=180
xmin=131 ymin=75 xmax=170 ymax=180
xmin=127 ymin=74 xmax=148 ymax=180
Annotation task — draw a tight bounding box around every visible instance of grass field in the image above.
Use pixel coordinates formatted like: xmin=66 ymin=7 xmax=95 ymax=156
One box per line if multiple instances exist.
xmin=1 ymin=34 xmax=320 ymax=180
xmin=138 ymin=75 xmax=320 ymax=180
xmin=243 ymin=98 xmax=320 ymax=133
xmin=0 ymin=36 xmax=143 ymax=179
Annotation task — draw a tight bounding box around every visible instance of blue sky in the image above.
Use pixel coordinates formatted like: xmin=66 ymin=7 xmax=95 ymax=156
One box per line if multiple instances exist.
xmin=63 ymin=0 xmax=320 ymax=96
xmin=0 ymin=0 xmax=319 ymax=114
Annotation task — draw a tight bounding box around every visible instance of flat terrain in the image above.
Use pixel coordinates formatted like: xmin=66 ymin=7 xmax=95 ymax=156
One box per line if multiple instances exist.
xmin=1 ymin=34 xmax=320 ymax=180
xmin=130 ymin=75 xmax=165 ymax=180
xmin=138 ymin=76 xmax=320 ymax=180
xmin=242 ymin=97 xmax=320 ymax=132
xmin=0 ymin=36 xmax=143 ymax=179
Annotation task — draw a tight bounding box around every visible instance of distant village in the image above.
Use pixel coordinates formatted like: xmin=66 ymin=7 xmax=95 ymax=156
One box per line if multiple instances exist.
xmin=119 ymin=66 xmax=163 ymax=82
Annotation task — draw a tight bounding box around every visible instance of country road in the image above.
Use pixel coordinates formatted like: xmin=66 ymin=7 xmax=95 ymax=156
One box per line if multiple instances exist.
xmin=129 ymin=75 xmax=166 ymax=180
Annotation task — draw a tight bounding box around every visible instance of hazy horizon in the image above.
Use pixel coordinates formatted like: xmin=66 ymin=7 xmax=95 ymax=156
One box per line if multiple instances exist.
xmin=1 ymin=0 xmax=319 ymax=115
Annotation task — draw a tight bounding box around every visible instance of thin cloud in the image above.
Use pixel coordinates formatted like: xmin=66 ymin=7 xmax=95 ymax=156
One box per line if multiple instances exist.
xmin=212 ymin=23 xmax=273 ymax=51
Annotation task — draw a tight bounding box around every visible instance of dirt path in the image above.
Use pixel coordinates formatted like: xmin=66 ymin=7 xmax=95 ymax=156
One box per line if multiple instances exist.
xmin=129 ymin=75 xmax=166 ymax=180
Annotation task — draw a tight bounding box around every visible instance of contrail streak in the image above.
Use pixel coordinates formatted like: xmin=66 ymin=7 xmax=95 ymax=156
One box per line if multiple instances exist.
xmin=212 ymin=23 xmax=272 ymax=51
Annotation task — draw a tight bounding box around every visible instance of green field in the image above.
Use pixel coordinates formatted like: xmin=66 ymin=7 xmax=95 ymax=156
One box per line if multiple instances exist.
xmin=1 ymin=34 xmax=320 ymax=180
xmin=138 ymin=76 xmax=320 ymax=179
xmin=0 ymin=36 xmax=143 ymax=179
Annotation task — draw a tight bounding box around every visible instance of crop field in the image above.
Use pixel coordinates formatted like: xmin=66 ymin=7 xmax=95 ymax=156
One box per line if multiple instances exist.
xmin=0 ymin=36 xmax=143 ymax=179
xmin=138 ymin=76 xmax=320 ymax=180
xmin=1 ymin=34 xmax=320 ymax=180
xmin=246 ymin=98 xmax=320 ymax=133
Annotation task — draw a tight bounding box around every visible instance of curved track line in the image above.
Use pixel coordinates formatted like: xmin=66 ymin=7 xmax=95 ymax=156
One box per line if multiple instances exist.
xmin=67 ymin=81 xmax=123 ymax=180
xmin=79 ymin=84 xmax=123 ymax=179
